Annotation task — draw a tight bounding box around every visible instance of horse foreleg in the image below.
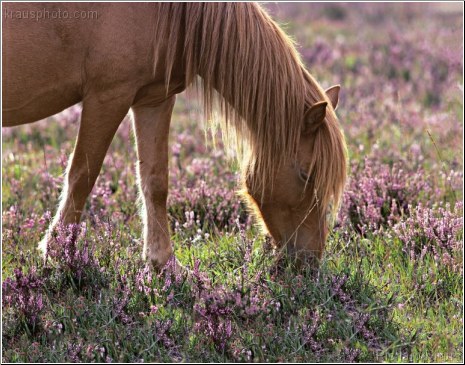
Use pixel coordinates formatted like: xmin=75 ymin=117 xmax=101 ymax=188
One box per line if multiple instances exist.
xmin=39 ymin=94 xmax=133 ymax=255
xmin=131 ymin=97 xmax=175 ymax=270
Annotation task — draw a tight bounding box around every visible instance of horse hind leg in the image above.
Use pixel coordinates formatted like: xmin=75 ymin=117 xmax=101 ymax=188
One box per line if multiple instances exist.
xmin=39 ymin=92 xmax=133 ymax=255
xmin=131 ymin=96 xmax=175 ymax=270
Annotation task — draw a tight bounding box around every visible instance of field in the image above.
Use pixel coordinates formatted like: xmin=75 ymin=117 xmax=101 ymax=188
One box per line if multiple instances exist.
xmin=2 ymin=3 xmax=463 ymax=363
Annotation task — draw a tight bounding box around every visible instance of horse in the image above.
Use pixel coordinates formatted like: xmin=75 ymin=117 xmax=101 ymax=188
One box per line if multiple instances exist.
xmin=2 ymin=2 xmax=347 ymax=270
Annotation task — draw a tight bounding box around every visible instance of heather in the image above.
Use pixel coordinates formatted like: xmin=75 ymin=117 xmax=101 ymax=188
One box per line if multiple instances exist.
xmin=2 ymin=3 xmax=463 ymax=363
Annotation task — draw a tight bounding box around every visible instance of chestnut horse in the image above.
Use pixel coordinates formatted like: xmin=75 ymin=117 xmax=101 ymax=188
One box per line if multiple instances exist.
xmin=2 ymin=3 xmax=347 ymax=269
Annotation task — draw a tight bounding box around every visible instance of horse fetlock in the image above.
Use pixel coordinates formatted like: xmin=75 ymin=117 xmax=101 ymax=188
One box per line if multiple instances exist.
xmin=37 ymin=233 xmax=50 ymax=259
xmin=38 ymin=221 xmax=81 ymax=261
xmin=143 ymin=242 xmax=173 ymax=270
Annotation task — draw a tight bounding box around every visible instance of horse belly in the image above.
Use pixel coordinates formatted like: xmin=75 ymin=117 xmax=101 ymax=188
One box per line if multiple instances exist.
xmin=2 ymin=87 xmax=81 ymax=127
xmin=2 ymin=3 xmax=86 ymax=126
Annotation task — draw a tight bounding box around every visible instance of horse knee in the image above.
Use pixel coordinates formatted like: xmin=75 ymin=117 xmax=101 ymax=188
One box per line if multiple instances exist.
xmin=66 ymin=165 xmax=95 ymax=195
xmin=139 ymin=173 xmax=168 ymax=205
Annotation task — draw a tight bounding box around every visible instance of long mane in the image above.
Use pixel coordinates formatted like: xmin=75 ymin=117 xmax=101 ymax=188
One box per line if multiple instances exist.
xmin=153 ymin=2 xmax=347 ymax=215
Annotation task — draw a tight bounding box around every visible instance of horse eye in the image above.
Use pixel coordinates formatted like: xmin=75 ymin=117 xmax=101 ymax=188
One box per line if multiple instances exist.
xmin=299 ymin=169 xmax=309 ymax=183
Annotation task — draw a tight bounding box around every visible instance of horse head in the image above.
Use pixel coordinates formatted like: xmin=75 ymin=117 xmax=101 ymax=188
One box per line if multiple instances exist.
xmin=242 ymin=85 xmax=346 ymax=268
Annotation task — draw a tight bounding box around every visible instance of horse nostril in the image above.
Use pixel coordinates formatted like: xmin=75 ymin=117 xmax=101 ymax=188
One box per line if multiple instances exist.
xmin=284 ymin=243 xmax=322 ymax=268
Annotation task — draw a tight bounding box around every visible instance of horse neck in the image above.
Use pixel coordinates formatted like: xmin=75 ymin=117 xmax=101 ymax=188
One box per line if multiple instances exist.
xmin=155 ymin=3 xmax=326 ymax=192
xmin=186 ymin=4 xmax=308 ymax=171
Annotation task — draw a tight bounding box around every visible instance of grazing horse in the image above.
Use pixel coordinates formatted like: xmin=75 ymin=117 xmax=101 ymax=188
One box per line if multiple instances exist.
xmin=2 ymin=3 xmax=347 ymax=269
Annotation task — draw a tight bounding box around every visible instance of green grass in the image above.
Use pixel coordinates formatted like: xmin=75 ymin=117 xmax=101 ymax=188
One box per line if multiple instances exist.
xmin=2 ymin=217 xmax=461 ymax=362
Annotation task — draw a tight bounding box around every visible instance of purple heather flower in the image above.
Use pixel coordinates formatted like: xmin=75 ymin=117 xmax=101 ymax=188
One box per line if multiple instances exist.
xmin=2 ymin=267 xmax=44 ymax=330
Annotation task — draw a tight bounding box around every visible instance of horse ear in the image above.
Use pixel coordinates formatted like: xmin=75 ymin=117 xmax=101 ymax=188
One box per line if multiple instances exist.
xmin=325 ymin=84 xmax=340 ymax=110
xmin=303 ymin=101 xmax=327 ymax=135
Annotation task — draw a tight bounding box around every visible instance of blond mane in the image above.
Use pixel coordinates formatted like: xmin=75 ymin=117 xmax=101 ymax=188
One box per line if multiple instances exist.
xmin=153 ymin=2 xmax=347 ymax=216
